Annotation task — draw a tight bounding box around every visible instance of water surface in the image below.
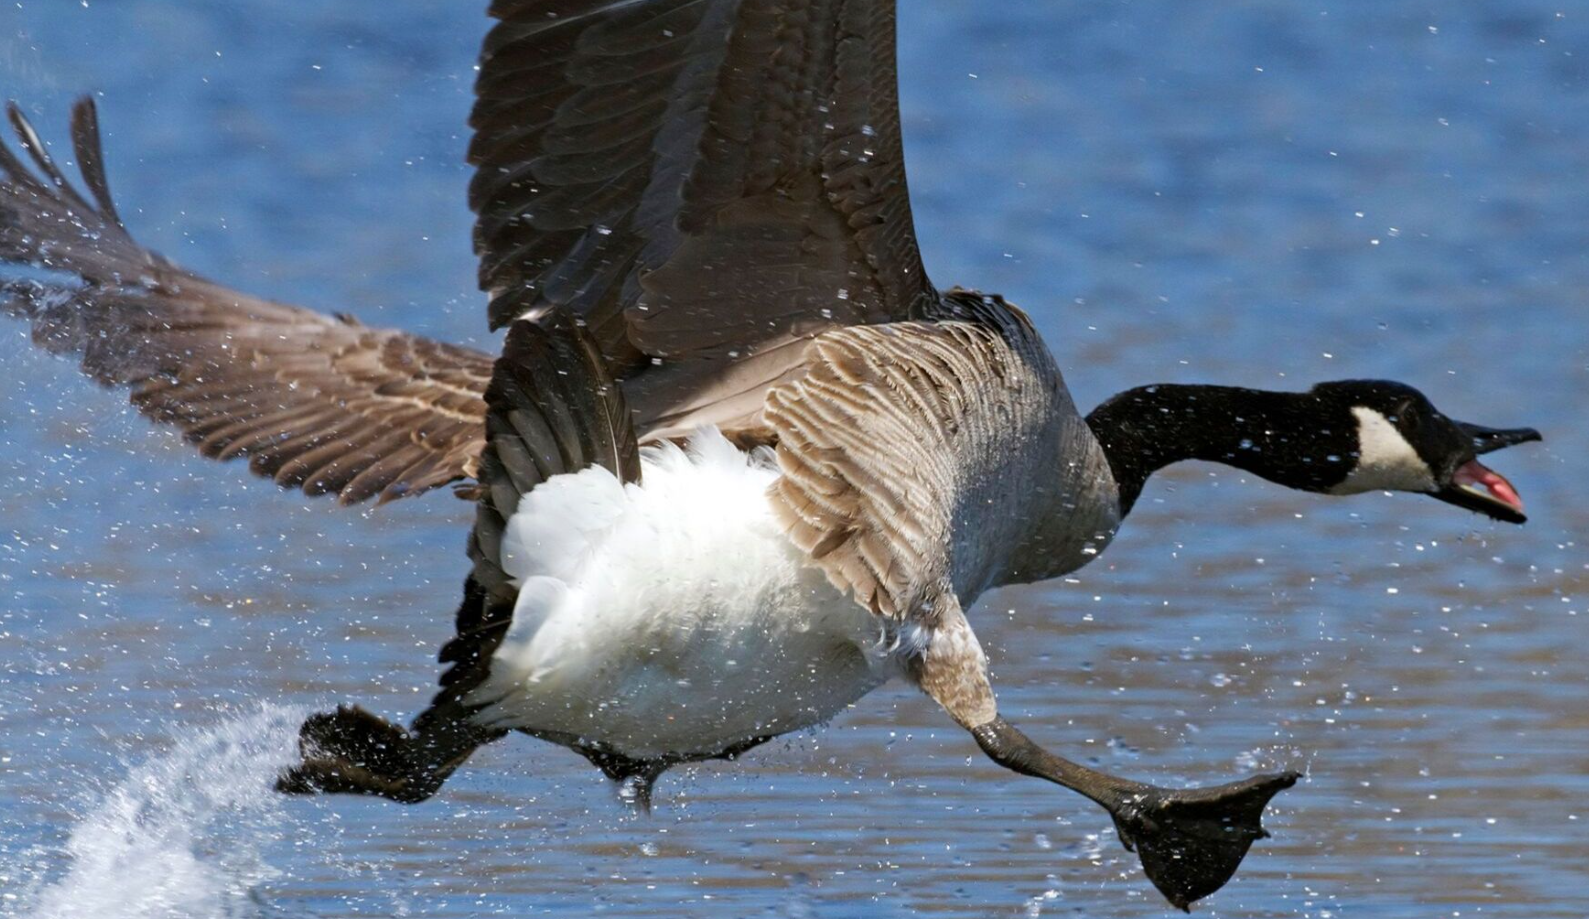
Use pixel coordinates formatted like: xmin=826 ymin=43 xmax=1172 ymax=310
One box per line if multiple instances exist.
xmin=1 ymin=3 xmax=1585 ymax=917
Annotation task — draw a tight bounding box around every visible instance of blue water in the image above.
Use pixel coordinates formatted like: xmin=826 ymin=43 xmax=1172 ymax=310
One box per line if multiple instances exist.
xmin=1 ymin=3 xmax=1585 ymax=917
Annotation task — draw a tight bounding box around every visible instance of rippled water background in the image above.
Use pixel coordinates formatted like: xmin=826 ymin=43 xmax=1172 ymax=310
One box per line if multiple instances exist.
xmin=1 ymin=2 xmax=1585 ymax=917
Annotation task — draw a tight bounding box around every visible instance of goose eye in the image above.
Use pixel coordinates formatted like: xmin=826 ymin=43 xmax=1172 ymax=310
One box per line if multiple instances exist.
xmin=1391 ymin=397 xmax=1416 ymax=422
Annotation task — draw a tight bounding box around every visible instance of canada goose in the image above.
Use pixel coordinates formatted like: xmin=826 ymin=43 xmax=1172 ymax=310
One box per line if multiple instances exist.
xmin=0 ymin=2 xmax=1540 ymax=911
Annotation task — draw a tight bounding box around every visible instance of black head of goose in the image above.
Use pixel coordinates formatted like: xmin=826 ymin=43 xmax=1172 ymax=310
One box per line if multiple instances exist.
xmin=1086 ymin=379 xmax=1540 ymax=522
xmin=0 ymin=2 xmax=1544 ymax=913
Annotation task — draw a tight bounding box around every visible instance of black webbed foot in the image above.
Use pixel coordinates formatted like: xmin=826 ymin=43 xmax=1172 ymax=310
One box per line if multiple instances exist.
xmin=1111 ymin=770 xmax=1300 ymax=911
xmin=275 ymin=704 xmax=432 ymax=803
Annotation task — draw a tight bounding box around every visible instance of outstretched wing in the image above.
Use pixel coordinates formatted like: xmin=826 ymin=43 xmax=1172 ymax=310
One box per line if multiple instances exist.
xmin=0 ymin=99 xmax=493 ymax=505
xmin=765 ymin=294 xmax=1111 ymax=620
xmin=472 ymin=0 xmax=937 ymax=439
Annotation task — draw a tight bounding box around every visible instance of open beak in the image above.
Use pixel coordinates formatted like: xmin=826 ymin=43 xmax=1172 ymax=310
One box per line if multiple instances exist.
xmin=1431 ymin=423 xmax=1541 ymax=524
xmin=1461 ymin=422 xmax=1543 ymax=456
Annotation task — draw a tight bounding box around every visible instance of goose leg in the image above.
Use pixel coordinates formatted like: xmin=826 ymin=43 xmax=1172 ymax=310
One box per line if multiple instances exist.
xmin=276 ymin=700 xmax=503 ymax=804
xmin=519 ymin=730 xmax=778 ymax=814
xmin=912 ymin=605 xmax=1297 ymax=912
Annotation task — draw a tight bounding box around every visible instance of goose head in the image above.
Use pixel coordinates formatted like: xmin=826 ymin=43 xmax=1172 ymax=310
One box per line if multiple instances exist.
xmin=1086 ymin=379 xmax=1541 ymax=522
xmin=1312 ymin=380 xmax=1540 ymax=523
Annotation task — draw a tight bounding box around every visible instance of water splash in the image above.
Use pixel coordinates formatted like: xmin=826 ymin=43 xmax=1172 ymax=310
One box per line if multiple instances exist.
xmin=16 ymin=706 xmax=305 ymax=919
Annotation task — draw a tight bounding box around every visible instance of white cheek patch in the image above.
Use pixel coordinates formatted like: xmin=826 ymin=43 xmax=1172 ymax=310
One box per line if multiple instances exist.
xmin=1331 ymin=407 xmax=1437 ymax=495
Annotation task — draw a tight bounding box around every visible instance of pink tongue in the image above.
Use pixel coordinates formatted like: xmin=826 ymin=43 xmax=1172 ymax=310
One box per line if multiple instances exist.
xmin=1454 ymin=460 xmax=1523 ymax=511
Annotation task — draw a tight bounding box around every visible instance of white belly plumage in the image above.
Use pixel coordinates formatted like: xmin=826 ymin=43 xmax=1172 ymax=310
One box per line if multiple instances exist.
xmin=465 ymin=429 xmax=894 ymax=759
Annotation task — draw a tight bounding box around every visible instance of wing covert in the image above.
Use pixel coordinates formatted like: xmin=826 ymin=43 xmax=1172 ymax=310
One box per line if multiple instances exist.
xmin=765 ymin=294 xmax=1080 ymax=619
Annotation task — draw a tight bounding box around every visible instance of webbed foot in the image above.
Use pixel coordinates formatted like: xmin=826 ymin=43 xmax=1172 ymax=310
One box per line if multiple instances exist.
xmin=1111 ymin=770 xmax=1300 ymax=911
xmin=275 ymin=705 xmax=431 ymax=803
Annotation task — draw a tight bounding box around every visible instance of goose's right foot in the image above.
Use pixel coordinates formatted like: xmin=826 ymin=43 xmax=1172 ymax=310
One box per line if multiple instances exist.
xmin=1109 ymin=770 xmax=1300 ymax=912
xmin=969 ymin=716 xmax=1296 ymax=911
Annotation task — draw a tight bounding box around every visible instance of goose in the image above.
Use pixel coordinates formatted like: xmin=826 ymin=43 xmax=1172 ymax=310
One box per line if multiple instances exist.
xmin=0 ymin=2 xmax=1540 ymax=911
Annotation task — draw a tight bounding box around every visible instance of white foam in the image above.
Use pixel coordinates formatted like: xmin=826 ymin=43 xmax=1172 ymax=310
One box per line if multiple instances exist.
xmin=15 ymin=706 xmax=304 ymax=919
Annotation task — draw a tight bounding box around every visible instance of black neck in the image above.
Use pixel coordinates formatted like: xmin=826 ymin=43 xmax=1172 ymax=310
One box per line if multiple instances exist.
xmin=1085 ymin=384 xmax=1354 ymax=515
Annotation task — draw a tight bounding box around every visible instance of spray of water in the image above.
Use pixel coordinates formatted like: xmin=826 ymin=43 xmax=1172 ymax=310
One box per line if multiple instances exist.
xmin=16 ymin=706 xmax=306 ymax=919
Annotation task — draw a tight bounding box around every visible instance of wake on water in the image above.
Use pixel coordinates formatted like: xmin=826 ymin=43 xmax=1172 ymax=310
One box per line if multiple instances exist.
xmin=11 ymin=707 xmax=307 ymax=919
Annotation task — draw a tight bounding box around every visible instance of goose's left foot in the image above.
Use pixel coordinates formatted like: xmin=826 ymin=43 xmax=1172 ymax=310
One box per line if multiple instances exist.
xmin=275 ymin=705 xmax=431 ymax=802
xmin=1110 ymin=770 xmax=1300 ymax=912
xmin=275 ymin=703 xmax=492 ymax=804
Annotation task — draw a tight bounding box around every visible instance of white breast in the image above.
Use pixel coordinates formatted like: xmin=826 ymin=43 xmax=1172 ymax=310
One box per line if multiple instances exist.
xmin=465 ymin=429 xmax=891 ymax=760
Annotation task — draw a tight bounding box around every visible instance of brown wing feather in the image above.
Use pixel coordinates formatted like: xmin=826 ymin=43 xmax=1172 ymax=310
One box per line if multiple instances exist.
xmin=472 ymin=0 xmax=937 ymax=440
xmin=765 ymin=293 xmax=1079 ymax=620
xmin=0 ymin=98 xmax=493 ymax=505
